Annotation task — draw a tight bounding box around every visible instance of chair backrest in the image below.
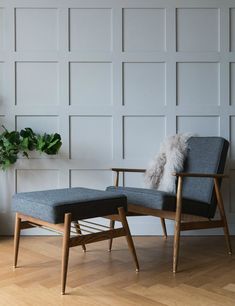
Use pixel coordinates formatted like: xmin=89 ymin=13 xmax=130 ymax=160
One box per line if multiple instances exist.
xmin=182 ymin=137 xmax=229 ymax=218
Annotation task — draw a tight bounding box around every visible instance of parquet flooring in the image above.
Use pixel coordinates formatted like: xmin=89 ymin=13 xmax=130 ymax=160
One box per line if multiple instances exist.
xmin=0 ymin=235 xmax=235 ymax=305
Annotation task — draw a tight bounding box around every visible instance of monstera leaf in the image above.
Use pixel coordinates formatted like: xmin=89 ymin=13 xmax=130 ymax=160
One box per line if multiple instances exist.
xmin=36 ymin=133 xmax=62 ymax=155
xmin=20 ymin=128 xmax=37 ymax=151
xmin=0 ymin=127 xmax=20 ymax=170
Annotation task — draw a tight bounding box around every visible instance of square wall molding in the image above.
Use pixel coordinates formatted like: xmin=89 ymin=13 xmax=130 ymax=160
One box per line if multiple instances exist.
xmin=123 ymin=62 xmax=166 ymax=107
xmin=15 ymin=62 xmax=59 ymax=106
xmin=177 ymin=62 xmax=220 ymax=106
xmin=123 ymin=116 xmax=166 ymax=160
xmin=176 ymin=8 xmax=219 ymax=52
xmin=15 ymin=8 xmax=59 ymax=51
xmin=123 ymin=8 xmax=166 ymax=51
xmin=70 ymin=116 xmax=113 ymax=160
xmin=69 ymin=8 xmax=112 ymax=51
xmin=69 ymin=62 xmax=112 ymax=105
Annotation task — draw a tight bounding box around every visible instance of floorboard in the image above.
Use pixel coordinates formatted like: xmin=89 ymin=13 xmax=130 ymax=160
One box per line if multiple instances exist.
xmin=0 ymin=236 xmax=234 ymax=305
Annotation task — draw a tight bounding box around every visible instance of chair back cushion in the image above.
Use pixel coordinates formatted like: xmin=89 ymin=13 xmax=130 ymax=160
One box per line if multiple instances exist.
xmin=182 ymin=137 xmax=229 ymax=218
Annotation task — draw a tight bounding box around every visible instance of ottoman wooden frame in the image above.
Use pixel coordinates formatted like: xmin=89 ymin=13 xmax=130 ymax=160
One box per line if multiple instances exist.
xmin=13 ymin=207 xmax=139 ymax=295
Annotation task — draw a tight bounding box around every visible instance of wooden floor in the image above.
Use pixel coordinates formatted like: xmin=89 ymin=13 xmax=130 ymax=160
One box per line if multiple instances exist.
xmin=0 ymin=235 xmax=235 ymax=305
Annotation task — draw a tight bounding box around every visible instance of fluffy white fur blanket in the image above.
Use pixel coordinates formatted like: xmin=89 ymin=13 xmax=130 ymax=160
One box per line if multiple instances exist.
xmin=144 ymin=133 xmax=193 ymax=193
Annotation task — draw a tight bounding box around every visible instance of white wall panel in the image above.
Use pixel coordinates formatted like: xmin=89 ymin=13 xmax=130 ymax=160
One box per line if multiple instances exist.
xmin=230 ymin=8 xmax=235 ymax=51
xmin=177 ymin=116 xmax=219 ymax=136
xmin=16 ymin=62 xmax=59 ymax=105
xmin=0 ymin=8 xmax=5 ymax=50
xmin=69 ymin=8 xmax=112 ymax=51
xmin=123 ymin=116 xmax=166 ymax=160
xmin=70 ymin=170 xmax=112 ymax=189
xmin=0 ymin=171 xmax=10 ymax=213
xmin=176 ymin=8 xmax=219 ymax=52
xmin=70 ymin=62 xmax=112 ymax=105
xmin=0 ymin=0 xmax=235 ymax=235
xmin=16 ymin=170 xmax=59 ymax=192
xmin=16 ymin=116 xmax=59 ymax=134
xmin=15 ymin=8 xmax=58 ymax=51
xmin=124 ymin=172 xmax=146 ymax=188
xmin=70 ymin=116 xmax=113 ymax=160
xmin=230 ymin=63 xmax=235 ymax=105
xmin=123 ymin=8 xmax=166 ymax=51
xmin=177 ymin=63 xmax=219 ymax=106
xmin=0 ymin=115 xmax=5 ymax=124
xmin=123 ymin=63 xmax=166 ymax=107
xmin=0 ymin=62 xmax=5 ymax=107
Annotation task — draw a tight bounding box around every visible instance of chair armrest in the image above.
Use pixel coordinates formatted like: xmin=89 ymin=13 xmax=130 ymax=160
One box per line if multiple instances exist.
xmin=172 ymin=172 xmax=228 ymax=178
xmin=111 ymin=168 xmax=145 ymax=187
xmin=111 ymin=168 xmax=146 ymax=173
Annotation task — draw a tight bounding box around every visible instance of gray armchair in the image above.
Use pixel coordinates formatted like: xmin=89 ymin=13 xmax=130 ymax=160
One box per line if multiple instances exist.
xmin=107 ymin=137 xmax=232 ymax=272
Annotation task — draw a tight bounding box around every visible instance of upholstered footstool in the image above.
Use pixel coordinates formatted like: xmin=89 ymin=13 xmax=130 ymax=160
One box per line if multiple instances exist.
xmin=12 ymin=187 xmax=139 ymax=294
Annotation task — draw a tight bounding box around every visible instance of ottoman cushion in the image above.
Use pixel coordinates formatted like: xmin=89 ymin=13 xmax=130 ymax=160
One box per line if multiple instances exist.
xmin=12 ymin=187 xmax=127 ymax=224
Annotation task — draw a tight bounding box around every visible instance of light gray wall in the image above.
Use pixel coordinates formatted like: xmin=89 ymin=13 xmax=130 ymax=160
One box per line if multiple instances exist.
xmin=0 ymin=0 xmax=235 ymax=235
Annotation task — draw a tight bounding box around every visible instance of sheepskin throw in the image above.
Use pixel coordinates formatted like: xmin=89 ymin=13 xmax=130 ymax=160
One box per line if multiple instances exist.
xmin=144 ymin=133 xmax=193 ymax=193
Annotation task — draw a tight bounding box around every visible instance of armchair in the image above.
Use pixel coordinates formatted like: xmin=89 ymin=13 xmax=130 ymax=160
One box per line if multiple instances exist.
xmin=107 ymin=137 xmax=232 ymax=272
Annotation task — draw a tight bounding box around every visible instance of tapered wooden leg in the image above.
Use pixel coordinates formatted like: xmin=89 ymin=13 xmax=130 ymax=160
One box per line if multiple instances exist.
xmin=13 ymin=213 xmax=21 ymax=268
xmin=73 ymin=221 xmax=86 ymax=252
xmin=173 ymin=176 xmax=183 ymax=273
xmin=108 ymin=220 xmax=115 ymax=251
xmin=214 ymin=178 xmax=232 ymax=255
xmin=118 ymin=207 xmax=139 ymax=272
xmin=61 ymin=213 xmax=71 ymax=295
xmin=160 ymin=218 xmax=167 ymax=239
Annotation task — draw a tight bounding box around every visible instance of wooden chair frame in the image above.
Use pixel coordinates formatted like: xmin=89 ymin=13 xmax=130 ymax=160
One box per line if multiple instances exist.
xmin=108 ymin=168 xmax=232 ymax=273
xmin=13 ymin=206 xmax=139 ymax=295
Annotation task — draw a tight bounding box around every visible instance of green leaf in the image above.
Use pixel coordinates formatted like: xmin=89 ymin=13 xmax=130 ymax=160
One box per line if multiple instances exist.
xmin=22 ymin=151 xmax=29 ymax=158
xmin=20 ymin=137 xmax=29 ymax=149
xmin=0 ymin=127 xmax=62 ymax=170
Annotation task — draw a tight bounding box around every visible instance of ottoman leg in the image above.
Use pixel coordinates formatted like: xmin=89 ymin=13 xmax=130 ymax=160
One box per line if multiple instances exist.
xmin=61 ymin=213 xmax=71 ymax=295
xmin=118 ymin=207 xmax=139 ymax=272
xmin=108 ymin=220 xmax=115 ymax=251
xmin=160 ymin=218 xmax=167 ymax=239
xmin=73 ymin=221 xmax=86 ymax=252
xmin=13 ymin=213 xmax=21 ymax=268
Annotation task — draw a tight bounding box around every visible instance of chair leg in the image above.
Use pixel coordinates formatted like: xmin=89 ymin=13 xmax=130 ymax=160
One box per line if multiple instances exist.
xmin=73 ymin=221 xmax=86 ymax=252
xmin=173 ymin=176 xmax=183 ymax=273
xmin=160 ymin=218 xmax=167 ymax=239
xmin=214 ymin=178 xmax=232 ymax=255
xmin=118 ymin=207 xmax=139 ymax=272
xmin=61 ymin=213 xmax=71 ymax=295
xmin=108 ymin=220 xmax=115 ymax=251
xmin=13 ymin=213 xmax=21 ymax=268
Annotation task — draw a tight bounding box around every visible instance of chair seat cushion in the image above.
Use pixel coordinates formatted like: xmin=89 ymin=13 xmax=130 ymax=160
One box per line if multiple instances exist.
xmin=12 ymin=187 xmax=127 ymax=224
xmin=106 ymin=186 xmax=210 ymax=217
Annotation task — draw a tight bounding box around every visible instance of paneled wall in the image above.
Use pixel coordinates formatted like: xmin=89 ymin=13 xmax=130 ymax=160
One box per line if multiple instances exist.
xmin=0 ymin=0 xmax=235 ymax=235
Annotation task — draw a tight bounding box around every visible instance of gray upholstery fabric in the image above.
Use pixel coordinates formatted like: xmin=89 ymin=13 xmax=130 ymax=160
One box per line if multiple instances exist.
xmin=106 ymin=186 xmax=210 ymax=217
xmin=182 ymin=137 xmax=229 ymax=217
xmin=106 ymin=137 xmax=229 ymax=218
xmin=12 ymin=187 xmax=127 ymax=224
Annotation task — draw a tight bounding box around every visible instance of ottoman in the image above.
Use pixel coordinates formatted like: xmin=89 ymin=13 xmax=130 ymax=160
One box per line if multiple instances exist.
xmin=12 ymin=187 xmax=139 ymax=294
